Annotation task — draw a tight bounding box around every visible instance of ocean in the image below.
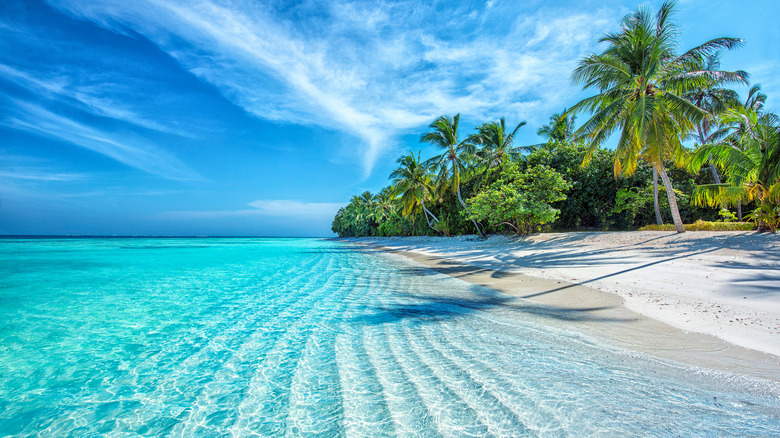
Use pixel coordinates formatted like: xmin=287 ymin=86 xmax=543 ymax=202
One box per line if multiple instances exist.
xmin=0 ymin=237 xmax=778 ymax=436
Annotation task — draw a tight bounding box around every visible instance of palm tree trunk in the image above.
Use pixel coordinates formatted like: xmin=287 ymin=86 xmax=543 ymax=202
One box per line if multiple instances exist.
xmin=457 ymin=185 xmax=485 ymax=237
xmin=709 ymin=162 xmax=722 ymax=185
xmin=658 ymin=167 xmax=685 ymax=233
xmin=653 ymin=168 xmax=663 ymax=225
xmin=420 ymin=200 xmax=440 ymax=232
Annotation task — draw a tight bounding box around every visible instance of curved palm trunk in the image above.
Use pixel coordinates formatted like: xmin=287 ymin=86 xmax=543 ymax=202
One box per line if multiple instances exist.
xmin=658 ymin=167 xmax=685 ymax=233
xmin=457 ymin=185 xmax=485 ymax=237
xmin=653 ymin=168 xmax=663 ymax=226
xmin=420 ymin=200 xmax=441 ymax=233
xmin=709 ymin=162 xmax=722 ymax=185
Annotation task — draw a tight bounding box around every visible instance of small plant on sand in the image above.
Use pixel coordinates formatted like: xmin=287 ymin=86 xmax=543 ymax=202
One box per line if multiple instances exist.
xmin=745 ymin=203 xmax=780 ymax=233
xmin=717 ymin=209 xmax=738 ymax=223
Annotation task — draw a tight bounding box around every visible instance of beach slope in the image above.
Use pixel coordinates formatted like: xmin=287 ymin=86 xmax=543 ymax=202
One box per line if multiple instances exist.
xmin=349 ymin=231 xmax=780 ymax=376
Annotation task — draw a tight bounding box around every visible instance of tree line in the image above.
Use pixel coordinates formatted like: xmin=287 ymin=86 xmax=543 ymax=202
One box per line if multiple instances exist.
xmin=332 ymin=1 xmax=779 ymax=238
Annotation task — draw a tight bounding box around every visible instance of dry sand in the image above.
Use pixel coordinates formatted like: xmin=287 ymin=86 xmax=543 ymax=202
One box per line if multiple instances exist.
xmin=347 ymin=231 xmax=780 ymax=381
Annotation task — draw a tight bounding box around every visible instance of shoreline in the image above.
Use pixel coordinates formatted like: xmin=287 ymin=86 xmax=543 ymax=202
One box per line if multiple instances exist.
xmin=346 ymin=232 xmax=780 ymax=382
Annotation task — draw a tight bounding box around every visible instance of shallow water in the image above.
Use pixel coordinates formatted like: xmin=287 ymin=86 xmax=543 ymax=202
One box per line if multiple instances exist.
xmin=0 ymin=237 xmax=778 ymax=436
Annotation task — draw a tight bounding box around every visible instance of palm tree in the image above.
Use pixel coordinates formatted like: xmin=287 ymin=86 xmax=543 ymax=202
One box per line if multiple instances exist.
xmin=537 ymin=110 xmax=576 ymax=144
xmin=371 ymin=186 xmax=397 ymax=223
xmin=570 ymin=0 xmax=743 ymax=233
xmin=710 ymin=85 xmax=769 ymax=219
xmin=421 ymin=114 xmax=484 ymax=236
xmin=744 ymin=85 xmax=767 ymax=113
xmin=684 ymin=52 xmax=748 ymax=186
xmin=470 ymin=117 xmax=531 ymax=168
xmin=390 ymin=150 xmax=443 ymax=234
xmin=690 ymin=106 xmax=780 ymax=228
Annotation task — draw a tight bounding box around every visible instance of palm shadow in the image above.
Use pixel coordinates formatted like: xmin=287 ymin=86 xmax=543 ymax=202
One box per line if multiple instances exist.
xmin=349 ymin=285 xmax=630 ymax=327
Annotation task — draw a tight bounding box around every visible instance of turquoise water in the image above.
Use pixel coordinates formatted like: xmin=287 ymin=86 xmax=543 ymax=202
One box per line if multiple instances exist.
xmin=0 ymin=238 xmax=778 ymax=437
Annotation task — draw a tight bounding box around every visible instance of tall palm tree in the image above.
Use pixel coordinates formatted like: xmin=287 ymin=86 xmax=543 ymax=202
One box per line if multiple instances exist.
xmin=421 ymin=114 xmax=484 ymax=236
xmin=470 ymin=117 xmax=531 ymax=168
xmin=390 ymin=150 xmax=442 ymax=234
xmin=570 ymin=0 xmax=743 ymax=233
xmin=537 ymin=110 xmax=576 ymax=144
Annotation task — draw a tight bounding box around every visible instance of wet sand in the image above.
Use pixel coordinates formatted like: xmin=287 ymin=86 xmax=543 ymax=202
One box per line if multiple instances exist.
xmin=349 ymin=235 xmax=780 ymax=382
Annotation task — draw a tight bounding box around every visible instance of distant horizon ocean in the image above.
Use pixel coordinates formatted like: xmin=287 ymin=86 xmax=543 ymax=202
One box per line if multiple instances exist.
xmin=1 ymin=237 xmax=778 ymax=435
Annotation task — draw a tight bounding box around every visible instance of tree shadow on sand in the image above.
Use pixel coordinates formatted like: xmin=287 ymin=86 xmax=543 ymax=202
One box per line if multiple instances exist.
xmin=348 ymin=286 xmax=631 ymax=327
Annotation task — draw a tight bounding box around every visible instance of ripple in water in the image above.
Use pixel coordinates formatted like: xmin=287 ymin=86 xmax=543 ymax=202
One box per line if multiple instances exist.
xmin=0 ymin=237 xmax=778 ymax=436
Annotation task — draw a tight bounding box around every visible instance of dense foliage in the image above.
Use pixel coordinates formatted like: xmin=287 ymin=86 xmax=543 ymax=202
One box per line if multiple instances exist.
xmin=332 ymin=1 xmax=778 ymax=237
xmin=466 ymin=160 xmax=571 ymax=235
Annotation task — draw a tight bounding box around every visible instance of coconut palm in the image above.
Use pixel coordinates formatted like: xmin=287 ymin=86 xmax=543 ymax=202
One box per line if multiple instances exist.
xmin=421 ymin=114 xmax=484 ymax=236
xmin=684 ymin=52 xmax=748 ymax=185
xmin=470 ymin=118 xmax=531 ymax=168
xmin=744 ymin=84 xmax=768 ymax=113
xmin=537 ymin=110 xmax=576 ymax=144
xmin=698 ymin=85 xmax=770 ymax=219
xmin=690 ymin=106 xmax=780 ymax=226
xmin=371 ymin=186 xmax=397 ymax=223
xmin=570 ymin=0 xmax=743 ymax=233
xmin=390 ymin=150 xmax=443 ymax=234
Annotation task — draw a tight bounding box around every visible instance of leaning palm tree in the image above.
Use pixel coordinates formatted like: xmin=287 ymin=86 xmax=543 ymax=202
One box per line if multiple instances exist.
xmin=537 ymin=110 xmax=576 ymax=144
xmin=390 ymin=150 xmax=442 ymax=234
xmin=570 ymin=0 xmax=743 ymax=233
xmin=421 ymin=114 xmax=484 ymax=236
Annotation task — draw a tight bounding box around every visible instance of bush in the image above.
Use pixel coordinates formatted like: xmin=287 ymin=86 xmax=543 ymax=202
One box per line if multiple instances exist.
xmin=466 ymin=160 xmax=571 ymax=235
xmin=639 ymin=220 xmax=755 ymax=231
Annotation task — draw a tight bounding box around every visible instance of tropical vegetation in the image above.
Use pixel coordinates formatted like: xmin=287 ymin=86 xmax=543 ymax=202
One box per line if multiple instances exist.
xmin=332 ymin=1 xmax=779 ymax=237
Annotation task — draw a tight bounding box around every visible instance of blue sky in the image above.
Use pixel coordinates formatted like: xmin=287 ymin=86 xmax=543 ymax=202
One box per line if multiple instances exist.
xmin=1 ymin=0 xmax=778 ymax=236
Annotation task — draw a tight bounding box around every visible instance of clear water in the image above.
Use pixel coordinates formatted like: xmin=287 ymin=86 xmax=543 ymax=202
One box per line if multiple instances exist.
xmin=0 ymin=238 xmax=778 ymax=437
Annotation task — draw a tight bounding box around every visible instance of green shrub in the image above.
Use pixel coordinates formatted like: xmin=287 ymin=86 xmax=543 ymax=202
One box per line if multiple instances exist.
xmin=639 ymin=220 xmax=755 ymax=231
xmin=466 ymin=161 xmax=571 ymax=235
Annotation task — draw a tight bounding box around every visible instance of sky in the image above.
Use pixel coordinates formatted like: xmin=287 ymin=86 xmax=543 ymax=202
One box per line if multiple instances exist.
xmin=1 ymin=0 xmax=778 ymax=236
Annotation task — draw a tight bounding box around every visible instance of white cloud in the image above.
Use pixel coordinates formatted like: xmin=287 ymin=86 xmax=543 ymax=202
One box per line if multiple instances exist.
xmin=2 ymin=100 xmax=202 ymax=181
xmin=161 ymin=199 xmax=344 ymax=219
xmin=46 ymin=0 xmax=618 ymax=174
xmin=247 ymin=200 xmax=343 ymax=218
xmin=0 ymin=170 xmax=84 ymax=182
xmin=0 ymin=64 xmax=192 ymax=137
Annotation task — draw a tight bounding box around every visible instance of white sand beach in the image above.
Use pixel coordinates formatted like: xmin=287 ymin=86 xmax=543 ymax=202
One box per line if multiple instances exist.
xmin=350 ymin=231 xmax=780 ymax=378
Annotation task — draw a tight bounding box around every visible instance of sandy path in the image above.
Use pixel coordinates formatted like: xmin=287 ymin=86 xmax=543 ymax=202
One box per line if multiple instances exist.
xmin=345 ymin=231 xmax=780 ymax=375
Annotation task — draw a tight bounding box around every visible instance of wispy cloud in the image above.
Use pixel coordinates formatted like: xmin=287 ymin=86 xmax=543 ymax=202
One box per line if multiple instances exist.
xmin=162 ymin=199 xmax=344 ymax=219
xmin=0 ymin=170 xmax=84 ymax=181
xmin=2 ymin=99 xmax=202 ymax=181
xmin=47 ymin=0 xmax=617 ymax=175
xmin=0 ymin=62 xmax=195 ymax=137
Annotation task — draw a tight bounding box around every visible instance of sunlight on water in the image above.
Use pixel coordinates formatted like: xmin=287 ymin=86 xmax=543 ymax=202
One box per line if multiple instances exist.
xmin=0 ymin=238 xmax=778 ymax=436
